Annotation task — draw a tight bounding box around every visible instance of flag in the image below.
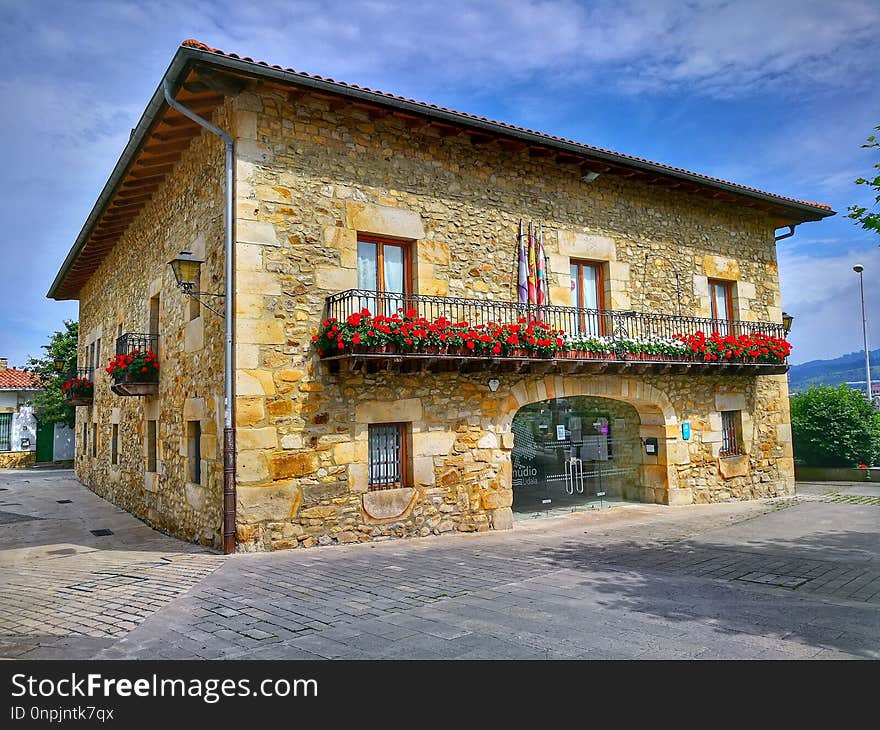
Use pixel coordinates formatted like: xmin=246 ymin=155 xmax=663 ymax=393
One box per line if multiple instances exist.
xmin=517 ymin=219 xmax=528 ymax=304
xmin=527 ymin=221 xmax=538 ymax=304
xmin=535 ymin=223 xmax=547 ymax=307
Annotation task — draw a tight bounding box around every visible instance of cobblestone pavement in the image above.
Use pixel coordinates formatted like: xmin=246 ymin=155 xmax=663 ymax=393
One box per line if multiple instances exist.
xmin=0 ymin=469 xmax=222 ymax=659
xmin=3 ymin=469 xmax=878 ymax=660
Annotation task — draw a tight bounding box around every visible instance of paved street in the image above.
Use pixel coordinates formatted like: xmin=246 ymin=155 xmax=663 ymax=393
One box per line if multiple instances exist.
xmin=2 ymin=468 xmax=878 ymax=659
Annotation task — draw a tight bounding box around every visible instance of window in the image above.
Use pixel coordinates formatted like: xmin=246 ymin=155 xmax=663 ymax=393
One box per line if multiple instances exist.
xmin=368 ymin=423 xmax=408 ymax=490
xmin=720 ymin=411 xmax=741 ymax=457
xmin=91 ymin=424 xmax=97 ymax=458
xmin=0 ymin=413 xmax=11 ymax=452
xmin=95 ymin=338 xmax=101 ymax=371
xmin=111 ymin=424 xmax=119 ymax=466
xmin=187 ymin=421 xmax=201 ymax=484
xmin=149 ymin=294 xmax=160 ymax=336
xmin=708 ymin=279 xmax=734 ymax=323
xmin=81 ymin=422 xmax=88 ymax=456
xmin=570 ymin=260 xmax=604 ymax=334
xmin=146 ymin=419 xmax=157 ymax=472
xmin=357 ymin=236 xmax=410 ymax=314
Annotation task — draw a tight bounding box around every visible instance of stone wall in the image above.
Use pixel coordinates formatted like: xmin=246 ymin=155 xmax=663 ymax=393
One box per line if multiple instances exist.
xmin=0 ymin=451 xmax=35 ymax=469
xmin=227 ymin=81 xmax=795 ymax=551
xmin=74 ymin=106 xmax=229 ymax=549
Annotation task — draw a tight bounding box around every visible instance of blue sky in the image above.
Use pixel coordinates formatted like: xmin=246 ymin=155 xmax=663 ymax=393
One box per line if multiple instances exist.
xmin=1 ymin=0 xmax=877 ymax=367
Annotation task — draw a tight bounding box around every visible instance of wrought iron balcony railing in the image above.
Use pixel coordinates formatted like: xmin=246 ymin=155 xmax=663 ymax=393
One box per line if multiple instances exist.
xmin=62 ymin=368 xmax=94 ymax=406
xmin=115 ymin=332 xmax=159 ymax=357
xmin=322 ymin=289 xmax=789 ymax=376
xmin=111 ymin=332 xmax=160 ymax=397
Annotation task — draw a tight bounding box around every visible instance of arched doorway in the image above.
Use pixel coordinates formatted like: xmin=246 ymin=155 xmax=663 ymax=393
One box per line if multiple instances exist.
xmin=511 ymin=396 xmax=643 ymax=516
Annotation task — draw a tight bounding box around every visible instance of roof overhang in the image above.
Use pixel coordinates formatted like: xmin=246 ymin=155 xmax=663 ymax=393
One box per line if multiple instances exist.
xmin=48 ymin=41 xmax=836 ymax=301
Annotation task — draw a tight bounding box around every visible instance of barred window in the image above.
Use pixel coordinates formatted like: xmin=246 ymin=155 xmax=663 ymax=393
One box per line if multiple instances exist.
xmin=368 ymin=423 xmax=407 ymax=490
xmin=720 ymin=411 xmax=741 ymax=457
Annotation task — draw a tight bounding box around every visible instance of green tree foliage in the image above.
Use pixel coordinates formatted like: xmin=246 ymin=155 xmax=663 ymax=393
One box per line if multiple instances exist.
xmin=848 ymin=124 xmax=880 ymax=235
xmin=790 ymin=384 xmax=880 ymax=467
xmin=26 ymin=320 xmax=79 ymax=429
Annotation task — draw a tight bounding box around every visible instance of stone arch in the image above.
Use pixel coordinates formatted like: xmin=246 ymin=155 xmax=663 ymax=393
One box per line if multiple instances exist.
xmin=488 ymin=376 xmax=692 ymax=531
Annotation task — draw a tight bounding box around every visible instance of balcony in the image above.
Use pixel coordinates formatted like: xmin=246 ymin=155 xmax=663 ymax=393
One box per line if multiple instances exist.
xmin=318 ymin=290 xmax=790 ymax=376
xmin=110 ymin=333 xmax=159 ymax=396
xmin=62 ymin=368 xmax=94 ymax=406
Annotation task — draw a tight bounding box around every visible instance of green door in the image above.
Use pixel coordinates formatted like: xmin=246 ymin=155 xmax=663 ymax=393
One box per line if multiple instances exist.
xmin=36 ymin=420 xmax=54 ymax=462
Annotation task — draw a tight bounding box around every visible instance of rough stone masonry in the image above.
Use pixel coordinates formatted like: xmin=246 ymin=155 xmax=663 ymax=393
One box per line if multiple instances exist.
xmin=68 ymin=62 xmax=810 ymax=552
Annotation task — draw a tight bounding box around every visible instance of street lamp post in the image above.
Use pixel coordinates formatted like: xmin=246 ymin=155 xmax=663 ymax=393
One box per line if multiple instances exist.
xmin=853 ymin=264 xmax=873 ymax=401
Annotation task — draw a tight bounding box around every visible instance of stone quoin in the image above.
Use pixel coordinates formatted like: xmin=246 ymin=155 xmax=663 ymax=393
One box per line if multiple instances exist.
xmin=48 ymin=40 xmax=834 ymax=551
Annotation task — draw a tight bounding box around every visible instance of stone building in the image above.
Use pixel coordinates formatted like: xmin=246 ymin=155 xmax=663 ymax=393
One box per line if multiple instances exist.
xmin=48 ymin=40 xmax=834 ymax=551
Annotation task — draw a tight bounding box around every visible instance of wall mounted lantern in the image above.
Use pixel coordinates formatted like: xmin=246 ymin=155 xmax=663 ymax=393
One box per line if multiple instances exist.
xmin=169 ymin=251 xmax=225 ymax=317
xmin=487 ymin=378 xmax=500 ymax=392
xmin=53 ymin=357 xmax=66 ymax=372
xmin=782 ymin=311 xmax=794 ymax=335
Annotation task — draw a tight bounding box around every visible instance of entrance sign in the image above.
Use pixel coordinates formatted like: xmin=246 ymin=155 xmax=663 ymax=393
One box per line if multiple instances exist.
xmin=556 ymin=424 xmax=566 ymax=440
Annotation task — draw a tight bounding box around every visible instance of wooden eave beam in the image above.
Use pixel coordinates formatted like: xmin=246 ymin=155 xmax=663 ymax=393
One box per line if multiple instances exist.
xmin=129 ymin=164 xmax=174 ymax=178
xmin=141 ymin=139 xmax=194 ymax=156
xmin=191 ymin=68 xmax=246 ymax=96
xmin=137 ymin=152 xmax=183 ymax=167
xmin=401 ymin=115 xmax=431 ymax=130
xmin=497 ymin=138 xmax=528 ymax=153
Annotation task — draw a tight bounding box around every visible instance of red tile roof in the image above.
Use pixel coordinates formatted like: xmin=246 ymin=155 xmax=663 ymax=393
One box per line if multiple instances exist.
xmin=182 ymin=39 xmax=832 ymax=213
xmin=0 ymin=368 xmax=41 ymax=390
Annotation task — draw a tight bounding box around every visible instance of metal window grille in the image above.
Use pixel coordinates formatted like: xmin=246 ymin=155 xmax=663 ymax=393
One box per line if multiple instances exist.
xmin=720 ymin=411 xmax=740 ymax=456
xmin=368 ymin=423 xmax=405 ymax=490
xmin=0 ymin=413 xmax=11 ymax=452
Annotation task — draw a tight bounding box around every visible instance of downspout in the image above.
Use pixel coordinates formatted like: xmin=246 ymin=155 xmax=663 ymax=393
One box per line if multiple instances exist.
xmin=774 ymin=225 xmax=796 ymax=241
xmin=163 ymin=80 xmax=237 ymax=555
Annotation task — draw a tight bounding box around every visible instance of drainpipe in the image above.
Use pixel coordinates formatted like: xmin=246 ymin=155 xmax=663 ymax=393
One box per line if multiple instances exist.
xmin=774 ymin=225 xmax=796 ymax=241
xmin=163 ymin=80 xmax=237 ymax=555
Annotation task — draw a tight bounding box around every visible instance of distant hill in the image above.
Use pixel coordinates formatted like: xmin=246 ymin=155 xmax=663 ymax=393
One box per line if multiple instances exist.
xmin=788 ymin=348 xmax=880 ymax=392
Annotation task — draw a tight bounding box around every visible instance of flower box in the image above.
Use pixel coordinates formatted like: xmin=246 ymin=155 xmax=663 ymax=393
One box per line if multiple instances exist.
xmin=61 ymin=376 xmax=93 ymax=406
xmin=106 ymin=349 xmax=159 ymax=397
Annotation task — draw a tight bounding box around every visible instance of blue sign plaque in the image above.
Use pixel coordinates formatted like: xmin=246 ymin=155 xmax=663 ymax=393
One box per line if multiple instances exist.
xmin=681 ymin=422 xmax=691 ymax=440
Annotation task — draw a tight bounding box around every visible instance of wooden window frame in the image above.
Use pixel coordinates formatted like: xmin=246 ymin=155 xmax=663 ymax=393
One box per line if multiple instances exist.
xmin=570 ymin=259 xmax=606 ymax=334
xmin=720 ymin=410 xmax=741 ymax=457
xmin=111 ymin=423 xmax=119 ymax=466
xmin=187 ymin=421 xmax=202 ymax=485
xmin=146 ymin=419 xmax=157 ymax=473
xmin=708 ymin=279 xmax=734 ymax=323
xmin=357 ymin=235 xmax=413 ymax=315
xmin=367 ymin=422 xmax=410 ymax=491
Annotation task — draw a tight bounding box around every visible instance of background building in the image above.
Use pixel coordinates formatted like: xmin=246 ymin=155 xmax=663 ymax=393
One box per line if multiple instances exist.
xmin=0 ymin=358 xmax=74 ymax=467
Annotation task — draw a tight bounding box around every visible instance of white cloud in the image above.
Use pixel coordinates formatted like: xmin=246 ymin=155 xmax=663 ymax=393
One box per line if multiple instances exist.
xmin=779 ymin=243 xmax=880 ymax=364
xmin=0 ymin=0 xmax=876 ymax=367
